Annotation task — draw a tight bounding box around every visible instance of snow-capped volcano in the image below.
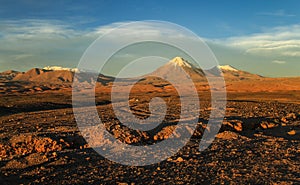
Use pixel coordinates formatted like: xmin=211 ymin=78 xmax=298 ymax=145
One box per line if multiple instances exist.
xmin=169 ymin=57 xmax=193 ymax=68
xmin=150 ymin=57 xmax=262 ymax=81
xmin=150 ymin=57 xmax=206 ymax=82
xmin=218 ymin=65 xmax=238 ymax=71
xmin=169 ymin=57 xmax=238 ymax=72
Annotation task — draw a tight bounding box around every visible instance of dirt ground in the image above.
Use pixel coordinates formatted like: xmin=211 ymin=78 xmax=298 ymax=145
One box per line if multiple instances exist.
xmin=0 ymin=80 xmax=299 ymax=184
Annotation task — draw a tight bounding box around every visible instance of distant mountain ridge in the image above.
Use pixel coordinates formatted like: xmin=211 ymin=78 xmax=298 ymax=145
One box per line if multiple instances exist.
xmin=1 ymin=57 xmax=263 ymax=83
xmin=13 ymin=68 xmax=74 ymax=83
xmin=9 ymin=67 xmax=113 ymax=84
xmin=151 ymin=57 xmax=262 ymax=82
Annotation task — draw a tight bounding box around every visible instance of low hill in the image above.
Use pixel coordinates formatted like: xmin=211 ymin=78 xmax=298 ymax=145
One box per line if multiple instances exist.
xmin=13 ymin=68 xmax=74 ymax=83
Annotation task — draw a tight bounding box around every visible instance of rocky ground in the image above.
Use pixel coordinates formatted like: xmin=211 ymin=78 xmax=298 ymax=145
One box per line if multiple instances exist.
xmin=0 ymin=86 xmax=299 ymax=184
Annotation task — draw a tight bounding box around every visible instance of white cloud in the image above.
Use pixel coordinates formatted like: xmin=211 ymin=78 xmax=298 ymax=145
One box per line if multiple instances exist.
xmin=0 ymin=19 xmax=80 ymax=39
xmin=89 ymin=21 xmax=198 ymax=41
xmin=213 ymin=24 xmax=300 ymax=57
xmin=0 ymin=19 xmax=98 ymax=71
xmin=257 ymin=9 xmax=295 ymax=17
xmin=282 ymin=51 xmax=300 ymax=57
xmin=13 ymin=54 xmax=34 ymax=60
xmin=272 ymin=60 xmax=286 ymax=64
xmin=0 ymin=20 xmax=202 ymax=71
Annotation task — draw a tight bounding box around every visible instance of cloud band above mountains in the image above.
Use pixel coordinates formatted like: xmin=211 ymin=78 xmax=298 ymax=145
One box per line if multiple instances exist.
xmin=212 ymin=24 xmax=300 ymax=57
xmin=0 ymin=19 xmax=299 ymax=77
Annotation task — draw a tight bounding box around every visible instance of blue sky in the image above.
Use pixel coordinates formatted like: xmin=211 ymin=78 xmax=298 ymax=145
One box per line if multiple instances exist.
xmin=0 ymin=0 xmax=300 ymax=77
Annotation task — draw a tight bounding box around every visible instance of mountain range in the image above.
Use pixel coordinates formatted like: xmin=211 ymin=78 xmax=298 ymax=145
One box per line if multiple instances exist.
xmin=0 ymin=57 xmax=262 ymax=84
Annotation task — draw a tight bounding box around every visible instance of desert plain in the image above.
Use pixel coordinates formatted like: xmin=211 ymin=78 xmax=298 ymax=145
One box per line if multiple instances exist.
xmin=0 ymin=59 xmax=299 ymax=184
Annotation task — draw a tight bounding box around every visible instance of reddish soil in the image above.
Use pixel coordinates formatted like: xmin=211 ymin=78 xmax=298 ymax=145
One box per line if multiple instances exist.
xmin=0 ymin=77 xmax=299 ymax=184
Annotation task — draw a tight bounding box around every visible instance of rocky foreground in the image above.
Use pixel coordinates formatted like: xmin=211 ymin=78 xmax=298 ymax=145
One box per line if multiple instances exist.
xmin=0 ymin=89 xmax=299 ymax=184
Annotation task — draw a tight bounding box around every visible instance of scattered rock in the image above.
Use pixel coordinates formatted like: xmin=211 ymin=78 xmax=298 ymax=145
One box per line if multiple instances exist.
xmin=4 ymin=134 xmax=69 ymax=158
xmin=281 ymin=123 xmax=287 ymax=127
xmin=124 ymin=137 xmax=131 ymax=144
xmin=0 ymin=80 xmax=300 ymax=184
xmin=286 ymin=113 xmax=296 ymax=119
xmin=117 ymin=183 xmax=128 ymax=185
xmin=34 ymin=87 xmax=43 ymax=91
xmin=25 ymin=153 xmax=49 ymax=166
xmin=222 ymin=121 xmax=243 ymax=132
xmin=287 ymin=130 xmax=296 ymax=136
xmin=176 ymin=157 xmax=184 ymax=162
xmin=260 ymin=121 xmax=277 ymax=129
xmin=153 ymin=126 xmax=176 ymax=141
xmin=52 ymin=152 xmax=57 ymax=157
xmin=3 ymin=153 xmax=49 ymax=169
xmin=216 ymin=131 xmax=239 ymax=140
xmin=281 ymin=117 xmax=288 ymax=123
xmin=3 ymin=159 xmax=27 ymax=169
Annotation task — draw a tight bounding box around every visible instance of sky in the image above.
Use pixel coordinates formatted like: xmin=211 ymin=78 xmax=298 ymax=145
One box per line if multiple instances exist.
xmin=0 ymin=0 xmax=300 ymax=77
